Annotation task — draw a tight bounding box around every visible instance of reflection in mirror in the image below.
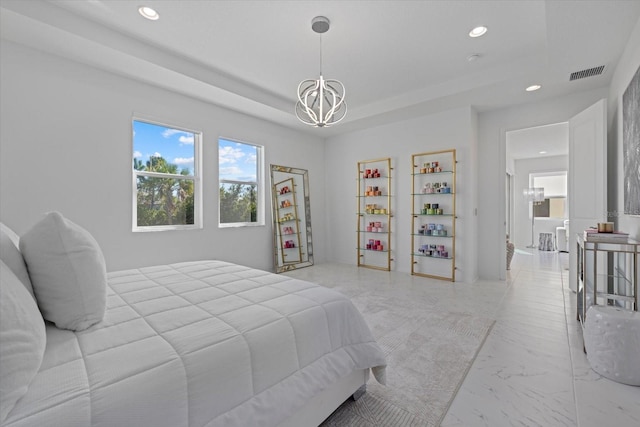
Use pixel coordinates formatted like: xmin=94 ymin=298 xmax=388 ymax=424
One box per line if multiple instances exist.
xmin=270 ymin=165 xmax=314 ymax=273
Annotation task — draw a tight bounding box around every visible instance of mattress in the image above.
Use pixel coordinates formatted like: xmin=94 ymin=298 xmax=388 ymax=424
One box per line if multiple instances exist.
xmin=4 ymin=260 xmax=386 ymax=427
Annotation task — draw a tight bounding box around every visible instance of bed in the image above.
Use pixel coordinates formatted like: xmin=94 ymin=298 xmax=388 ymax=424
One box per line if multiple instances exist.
xmin=0 ymin=213 xmax=386 ymax=427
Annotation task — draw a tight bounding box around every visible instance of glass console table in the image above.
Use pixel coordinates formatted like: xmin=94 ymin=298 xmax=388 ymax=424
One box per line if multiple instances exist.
xmin=576 ymin=234 xmax=638 ymax=326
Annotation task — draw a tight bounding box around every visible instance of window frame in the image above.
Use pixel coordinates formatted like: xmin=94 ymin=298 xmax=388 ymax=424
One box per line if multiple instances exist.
xmin=132 ymin=117 xmax=202 ymax=232
xmin=218 ymin=137 xmax=264 ymax=228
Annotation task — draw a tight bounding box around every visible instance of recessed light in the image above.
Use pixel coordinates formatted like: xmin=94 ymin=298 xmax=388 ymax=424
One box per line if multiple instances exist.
xmin=138 ymin=6 xmax=159 ymax=21
xmin=539 ymin=151 xmax=547 ymax=154
xmin=526 ymin=84 xmax=542 ymax=92
xmin=469 ymin=26 xmax=487 ymax=38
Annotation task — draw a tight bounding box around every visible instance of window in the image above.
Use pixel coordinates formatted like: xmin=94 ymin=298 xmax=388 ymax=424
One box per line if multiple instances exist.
xmin=132 ymin=119 xmax=201 ymax=230
xmin=218 ymin=138 xmax=263 ymax=226
xmin=531 ymin=172 xmax=567 ymax=218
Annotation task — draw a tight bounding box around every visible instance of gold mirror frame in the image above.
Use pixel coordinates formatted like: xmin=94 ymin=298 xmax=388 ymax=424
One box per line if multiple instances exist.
xmin=270 ymin=165 xmax=314 ymax=273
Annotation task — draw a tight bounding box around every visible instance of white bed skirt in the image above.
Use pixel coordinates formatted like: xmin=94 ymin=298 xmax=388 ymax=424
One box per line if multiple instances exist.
xmin=279 ymin=369 xmax=368 ymax=427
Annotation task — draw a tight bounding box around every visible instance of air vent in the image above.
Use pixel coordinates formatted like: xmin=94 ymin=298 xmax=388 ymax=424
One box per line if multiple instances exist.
xmin=570 ymin=65 xmax=605 ymax=81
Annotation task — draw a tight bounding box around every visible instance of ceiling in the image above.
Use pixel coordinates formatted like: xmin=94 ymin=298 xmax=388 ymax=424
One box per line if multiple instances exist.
xmin=507 ymin=122 xmax=569 ymax=161
xmin=2 ymin=0 xmax=639 ymax=137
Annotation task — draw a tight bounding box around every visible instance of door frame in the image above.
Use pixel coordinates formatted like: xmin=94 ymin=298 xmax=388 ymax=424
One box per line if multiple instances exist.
xmin=499 ymin=100 xmax=606 ymax=280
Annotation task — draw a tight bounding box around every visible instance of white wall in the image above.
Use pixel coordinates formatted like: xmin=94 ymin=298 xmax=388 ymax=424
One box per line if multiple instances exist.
xmin=324 ymin=107 xmax=478 ymax=284
xmin=3 ymin=13 xmax=638 ymax=283
xmin=608 ymin=17 xmax=640 ymax=347
xmin=605 ymin=15 xmax=640 ymax=380
xmin=512 ymin=155 xmax=568 ymax=248
xmin=0 ymin=41 xmax=326 ymax=272
xmin=609 ymin=16 xmax=640 ymax=241
xmin=468 ymin=109 xmax=479 ymax=283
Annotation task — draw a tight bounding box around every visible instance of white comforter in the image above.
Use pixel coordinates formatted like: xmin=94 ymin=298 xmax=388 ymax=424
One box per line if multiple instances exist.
xmin=4 ymin=261 xmax=386 ymax=427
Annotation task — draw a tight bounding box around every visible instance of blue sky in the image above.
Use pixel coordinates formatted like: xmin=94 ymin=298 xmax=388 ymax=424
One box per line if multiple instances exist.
xmin=218 ymin=138 xmax=257 ymax=182
xmin=133 ymin=120 xmax=195 ymax=175
xmin=133 ymin=121 xmax=257 ymax=181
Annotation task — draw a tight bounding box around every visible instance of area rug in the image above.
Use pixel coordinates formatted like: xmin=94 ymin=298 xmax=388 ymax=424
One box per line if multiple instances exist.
xmin=284 ymin=269 xmax=494 ymax=427
xmin=318 ymin=292 xmax=495 ymax=426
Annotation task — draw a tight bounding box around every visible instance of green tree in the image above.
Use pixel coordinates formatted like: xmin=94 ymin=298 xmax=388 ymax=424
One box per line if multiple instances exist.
xmin=135 ymin=156 xmax=194 ymax=226
xmin=219 ymin=183 xmax=257 ymax=223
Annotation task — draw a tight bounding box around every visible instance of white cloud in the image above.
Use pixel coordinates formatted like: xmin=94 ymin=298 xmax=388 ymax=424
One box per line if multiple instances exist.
xmin=174 ymin=157 xmax=194 ymax=165
xmin=178 ymin=135 xmax=194 ymax=145
xmin=245 ymin=152 xmax=257 ymax=164
xmin=153 ymin=152 xmax=162 ymax=158
xmin=133 ymin=151 xmax=142 ymax=158
xmin=220 ymin=166 xmax=243 ymax=175
xmin=162 ymin=129 xmax=194 ymax=145
xmin=219 ymin=146 xmax=245 ymax=165
xmin=161 ymin=129 xmax=181 ymax=138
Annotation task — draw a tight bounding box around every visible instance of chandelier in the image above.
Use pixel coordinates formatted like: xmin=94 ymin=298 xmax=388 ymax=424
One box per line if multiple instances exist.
xmin=295 ymin=16 xmax=347 ymax=127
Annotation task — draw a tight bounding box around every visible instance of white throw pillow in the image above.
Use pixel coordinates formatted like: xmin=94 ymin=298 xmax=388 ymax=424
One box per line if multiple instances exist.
xmin=0 ymin=260 xmax=46 ymax=424
xmin=0 ymin=222 xmax=35 ymax=298
xmin=19 ymin=212 xmax=107 ymax=331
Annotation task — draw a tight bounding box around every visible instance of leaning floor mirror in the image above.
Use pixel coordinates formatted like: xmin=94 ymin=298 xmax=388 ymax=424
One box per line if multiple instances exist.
xmin=270 ymin=164 xmax=314 ymax=273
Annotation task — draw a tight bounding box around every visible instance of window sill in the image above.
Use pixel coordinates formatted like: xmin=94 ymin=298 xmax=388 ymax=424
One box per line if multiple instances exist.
xmin=218 ymin=222 xmax=265 ymax=229
xmin=133 ymin=224 xmax=202 ymax=232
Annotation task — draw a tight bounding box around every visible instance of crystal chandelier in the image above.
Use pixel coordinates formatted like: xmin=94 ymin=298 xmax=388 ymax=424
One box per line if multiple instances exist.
xmin=295 ymin=16 xmax=347 ymax=127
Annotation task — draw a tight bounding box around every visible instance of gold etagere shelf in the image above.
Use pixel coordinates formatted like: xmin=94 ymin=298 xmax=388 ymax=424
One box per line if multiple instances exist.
xmin=410 ymin=149 xmax=456 ymax=281
xmin=274 ymin=177 xmax=304 ymax=266
xmin=356 ymin=157 xmax=393 ymax=271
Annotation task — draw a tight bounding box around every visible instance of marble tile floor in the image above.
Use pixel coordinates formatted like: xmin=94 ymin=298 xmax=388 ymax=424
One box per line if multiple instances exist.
xmin=285 ymin=249 xmax=640 ymax=426
xmin=443 ymin=249 xmax=640 ymax=427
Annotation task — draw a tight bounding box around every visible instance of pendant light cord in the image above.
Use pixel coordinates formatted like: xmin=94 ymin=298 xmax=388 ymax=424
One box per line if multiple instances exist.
xmin=319 ymin=34 xmax=323 ymax=76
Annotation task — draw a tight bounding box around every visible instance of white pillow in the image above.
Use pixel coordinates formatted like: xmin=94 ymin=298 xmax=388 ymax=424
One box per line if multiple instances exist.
xmin=0 ymin=222 xmax=35 ymax=299
xmin=19 ymin=212 xmax=107 ymax=331
xmin=0 ymin=260 xmax=46 ymax=424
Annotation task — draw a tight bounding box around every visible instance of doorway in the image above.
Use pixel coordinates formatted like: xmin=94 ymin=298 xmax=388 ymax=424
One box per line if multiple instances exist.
xmin=506 ymin=123 xmax=569 ymax=271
